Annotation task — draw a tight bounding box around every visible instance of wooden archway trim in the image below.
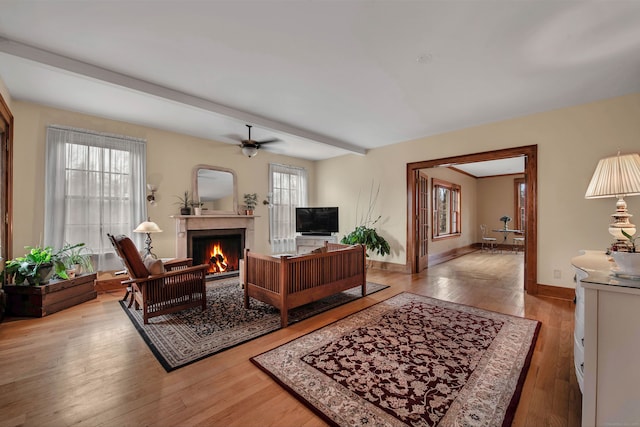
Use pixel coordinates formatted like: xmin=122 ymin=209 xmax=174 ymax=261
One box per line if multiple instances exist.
xmin=0 ymin=92 xmax=13 ymax=260
xmin=406 ymin=145 xmax=538 ymax=294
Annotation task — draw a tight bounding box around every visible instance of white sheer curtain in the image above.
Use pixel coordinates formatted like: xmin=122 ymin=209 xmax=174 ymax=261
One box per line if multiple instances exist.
xmin=44 ymin=125 xmax=146 ymax=270
xmin=269 ymin=163 xmax=308 ymax=254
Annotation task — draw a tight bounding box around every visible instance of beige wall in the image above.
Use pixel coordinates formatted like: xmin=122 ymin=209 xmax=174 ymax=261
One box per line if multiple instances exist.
xmin=477 ymin=174 xmax=524 ymax=240
xmin=9 ymin=92 xmax=640 ymax=289
xmin=11 ymin=100 xmax=316 ymax=258
xmin=317 ymin=93 xmax=640 ymax=288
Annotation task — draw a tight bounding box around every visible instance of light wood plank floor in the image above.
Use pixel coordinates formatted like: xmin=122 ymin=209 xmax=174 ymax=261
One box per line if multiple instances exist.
xmin=0 ymin=251 xmax=581 ymax=427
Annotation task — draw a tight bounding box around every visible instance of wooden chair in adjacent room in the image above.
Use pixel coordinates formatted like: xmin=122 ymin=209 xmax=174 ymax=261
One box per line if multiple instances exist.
xmin=108 ymin=233 xmax=208 ymax=324
xmin=480 ymin=224 xmax=497 ymax=253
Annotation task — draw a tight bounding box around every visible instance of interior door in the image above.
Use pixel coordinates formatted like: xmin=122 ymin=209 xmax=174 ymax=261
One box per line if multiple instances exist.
xmin=416 ymin=170 xmax=429 ymax=271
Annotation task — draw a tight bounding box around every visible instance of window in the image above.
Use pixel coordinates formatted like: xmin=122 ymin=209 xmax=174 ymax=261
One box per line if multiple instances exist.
xmin=44 ymin=126 xmax=146 ymax=270
xmin=514 ymin=178 xmax=525 ymax=231
xmin=269 ymin=163 xmax=308 ymax=253
xmin=432 ymin=178 xmax=461 ymax=239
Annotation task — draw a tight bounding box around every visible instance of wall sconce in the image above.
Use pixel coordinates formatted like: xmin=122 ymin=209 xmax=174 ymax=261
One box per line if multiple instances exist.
xmin=262 ymin=192 xmax=273 ymax=208
xmin=147 ymin=184 xmax=158 ymax=206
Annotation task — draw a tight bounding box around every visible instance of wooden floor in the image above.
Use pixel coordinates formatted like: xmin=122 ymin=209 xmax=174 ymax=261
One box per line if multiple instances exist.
xmin=0 ymin=251 xmax=581 ymax=427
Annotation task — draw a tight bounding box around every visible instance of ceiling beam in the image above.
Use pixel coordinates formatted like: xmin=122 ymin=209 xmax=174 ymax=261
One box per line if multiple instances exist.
xmin=0 ymin=37 xmax=367 ymax=155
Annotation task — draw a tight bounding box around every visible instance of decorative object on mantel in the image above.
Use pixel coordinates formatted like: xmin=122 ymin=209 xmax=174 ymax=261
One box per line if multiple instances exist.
xmin=175 ymin=190 xmax=192 ymax=215
xmin=243 ymin=193 xmax=258 ymax=215
xmin=191 ymin=199 xmax=204 ymax=215
xmin=133 ymin=218 xmax=163 ymax=259
xmin=499 ymin=215 xmax=512 ymax=229
xmin=585 ymin=151 xmax=640 ymax=277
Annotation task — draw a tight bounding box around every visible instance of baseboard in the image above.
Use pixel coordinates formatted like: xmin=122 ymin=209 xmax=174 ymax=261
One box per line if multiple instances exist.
xmin=95 ymin=270 xmax=126 ymax=294
xmin=536 ymin=283 xmax=575 ymax=301
xmin=367 ymin=259 xmax=410 ymax=273
xmin=429 ymin=245 xmax=478 ymax=266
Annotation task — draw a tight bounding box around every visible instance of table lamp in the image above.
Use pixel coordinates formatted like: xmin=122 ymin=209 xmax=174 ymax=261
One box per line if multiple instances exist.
xmin=585 ymin=152 xmax=640 ymax=247
xmin=133 ymin=218 xmax=163 ymax=258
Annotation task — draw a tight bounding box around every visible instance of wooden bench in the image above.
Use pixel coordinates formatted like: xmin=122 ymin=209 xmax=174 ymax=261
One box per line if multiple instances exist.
xmin=243 ymin=242 xmax=366 ymax=327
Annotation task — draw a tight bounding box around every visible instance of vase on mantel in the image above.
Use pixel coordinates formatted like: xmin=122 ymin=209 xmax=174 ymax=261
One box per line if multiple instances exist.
xmin=245 ymin=209 xmax=254 ymax=216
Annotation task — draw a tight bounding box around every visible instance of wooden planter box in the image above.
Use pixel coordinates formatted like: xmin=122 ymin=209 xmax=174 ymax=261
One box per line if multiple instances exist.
xmin=4 ymin=273 xmax=97 ymax=317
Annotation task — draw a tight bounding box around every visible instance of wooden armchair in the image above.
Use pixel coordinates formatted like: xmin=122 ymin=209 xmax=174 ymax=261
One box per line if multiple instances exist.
xmin=108 ymin=234 xmax=208 ymax=324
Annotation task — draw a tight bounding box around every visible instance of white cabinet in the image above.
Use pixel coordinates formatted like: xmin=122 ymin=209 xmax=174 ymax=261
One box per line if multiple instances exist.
xmin=295 ymin=235 xmax=337 ymax=254
xmin=572 ymin=251 xmax=640 ymax=427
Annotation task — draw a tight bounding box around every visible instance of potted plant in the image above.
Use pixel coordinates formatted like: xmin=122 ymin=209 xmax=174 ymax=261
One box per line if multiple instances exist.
xmin=62 ymin=244 xmax=94 ymax=277
xmin=244 ymin=193 xmax=258 ymax=215
xmin=610 ymin=230 xmax=640 ymax=277
xmin=191 ymin=199 xmax=204 ymax=215
xmin=4 ymin=243 xmax=86 ymax=285
xmin=341 ymin=182 xmax=390 ymax=258
xmin=175 ymin=191 xmax=192 ymax=215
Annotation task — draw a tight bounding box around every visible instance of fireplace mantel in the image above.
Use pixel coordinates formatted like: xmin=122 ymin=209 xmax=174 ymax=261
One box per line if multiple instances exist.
xmin=172 ymin=215 xmax=256 ymax=258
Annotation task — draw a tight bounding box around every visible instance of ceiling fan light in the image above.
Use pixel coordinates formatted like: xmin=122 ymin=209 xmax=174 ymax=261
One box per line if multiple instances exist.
xmin=242 ymin=146 xmax=258 ymax=158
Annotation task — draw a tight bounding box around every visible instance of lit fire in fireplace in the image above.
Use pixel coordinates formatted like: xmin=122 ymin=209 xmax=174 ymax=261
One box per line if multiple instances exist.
xmin=208 ymin=243 xmax=228 ymax=274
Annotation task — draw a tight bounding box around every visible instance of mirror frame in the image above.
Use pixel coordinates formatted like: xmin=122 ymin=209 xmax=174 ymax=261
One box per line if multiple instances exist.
xmin=192 ymin=164 xmax=238 ymax=215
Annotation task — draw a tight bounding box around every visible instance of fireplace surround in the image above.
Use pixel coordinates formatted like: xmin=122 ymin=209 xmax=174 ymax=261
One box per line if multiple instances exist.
xmin=173 ymin=215 xmax=256 ymax=265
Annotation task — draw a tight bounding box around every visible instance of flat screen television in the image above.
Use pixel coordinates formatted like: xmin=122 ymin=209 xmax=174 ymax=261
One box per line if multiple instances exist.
xmin=296 ymin=207 xmax=339 ymax=236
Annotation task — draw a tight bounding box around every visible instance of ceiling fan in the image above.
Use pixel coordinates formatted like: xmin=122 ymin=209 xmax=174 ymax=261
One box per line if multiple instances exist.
xmin=238 ymin=124 xmax=280 ymax=158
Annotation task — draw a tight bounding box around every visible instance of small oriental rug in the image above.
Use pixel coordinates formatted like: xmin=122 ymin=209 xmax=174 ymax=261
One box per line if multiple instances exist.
xmin=120 ymin=278 xmax=388 ymax=371
xmin=251 ymin=292 xmax=540 ymax=427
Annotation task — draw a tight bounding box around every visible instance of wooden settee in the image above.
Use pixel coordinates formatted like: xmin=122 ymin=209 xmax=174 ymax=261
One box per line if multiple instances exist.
xmin=243 ymin=242 xmax=367 ymax=327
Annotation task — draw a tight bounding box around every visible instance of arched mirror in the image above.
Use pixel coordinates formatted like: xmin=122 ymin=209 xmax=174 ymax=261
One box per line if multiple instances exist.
xmin=192 ymin=165 xmax=238 ymax=214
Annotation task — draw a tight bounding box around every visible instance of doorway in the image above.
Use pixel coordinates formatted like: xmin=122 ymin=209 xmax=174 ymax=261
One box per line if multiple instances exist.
xmin=406 ymin=145 xmax=538 ymax=294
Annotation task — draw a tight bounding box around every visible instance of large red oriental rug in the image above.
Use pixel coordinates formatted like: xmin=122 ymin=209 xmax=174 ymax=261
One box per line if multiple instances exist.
xmin=251 ymin=292 xmax=540 ymax=427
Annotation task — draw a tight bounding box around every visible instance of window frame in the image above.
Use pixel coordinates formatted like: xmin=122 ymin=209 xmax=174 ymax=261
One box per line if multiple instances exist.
xmin=432 ymin=178 xmax=462 ymax=240
xmin=514 ymin=177 xmax=526 ymax=231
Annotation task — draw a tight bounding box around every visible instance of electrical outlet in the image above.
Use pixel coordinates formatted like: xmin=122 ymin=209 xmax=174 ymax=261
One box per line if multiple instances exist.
xmin=553 ymin=269 xmax=562 ymax=279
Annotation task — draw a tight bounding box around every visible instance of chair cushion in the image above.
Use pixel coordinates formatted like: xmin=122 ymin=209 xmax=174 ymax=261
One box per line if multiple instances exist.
xmin=114 ymin=235 xmax=149 ymax=278
xmin=144 ymin=256 xmax=165 ymax=275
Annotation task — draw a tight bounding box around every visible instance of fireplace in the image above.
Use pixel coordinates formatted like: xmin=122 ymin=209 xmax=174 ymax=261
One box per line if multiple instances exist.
xmin=188 ymin=229 xmax=245 ymax=279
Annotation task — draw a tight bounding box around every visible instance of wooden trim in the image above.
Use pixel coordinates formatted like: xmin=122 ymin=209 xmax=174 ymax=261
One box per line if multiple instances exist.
xmin=406 ymin=145 xmax=538 ymax=295
xmin=367 ymin=259 xmax=411 ymax=273
xmin=431 ymin=178 xmax=461 ymax=239
xmin=536 ymin=283 xmax=575 ymax=301
xmin=0 ymin=92 xmax=13 ymax=260
xmin=428 ymin=245 xmax=477 ymax=266
xmin=514 ymin=177 xmax=525 ymax=231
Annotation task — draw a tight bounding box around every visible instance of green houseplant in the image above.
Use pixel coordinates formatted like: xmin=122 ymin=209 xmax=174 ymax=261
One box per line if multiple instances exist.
xmin=341 ymin=182 xmax=390 ymax=257
xmin=175 ymin=191 xmax=192 ymax=215
xmin=62 ymin=244 xmax=94 ymax=275
xmin=4 ymin=243 xmax=86 ymax=285
xmin=244 ymin=193 xmax=258 ymax=215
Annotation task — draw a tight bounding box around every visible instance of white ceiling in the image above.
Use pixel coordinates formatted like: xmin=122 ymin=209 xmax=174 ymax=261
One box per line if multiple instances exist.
xmin=450 ymin=157 xmax=525 ymax=178
xmin=1 ymin=1 xmax=639 ymax=167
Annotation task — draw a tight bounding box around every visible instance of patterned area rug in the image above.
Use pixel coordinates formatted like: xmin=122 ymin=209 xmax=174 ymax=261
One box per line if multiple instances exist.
xmin=251 ymin=292 xmax=540 ymax=427
xmin=120 ymin=278 xmax=388 ymax=371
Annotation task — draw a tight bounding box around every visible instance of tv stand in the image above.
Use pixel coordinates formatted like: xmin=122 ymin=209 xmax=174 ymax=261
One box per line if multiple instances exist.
xmin=300 ymin=232 xmax=332 ymax=236
xmin=296 ymin=234 xmax=337 ymax=254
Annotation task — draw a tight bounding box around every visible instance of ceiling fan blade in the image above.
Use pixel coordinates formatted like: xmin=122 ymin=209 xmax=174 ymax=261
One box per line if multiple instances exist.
xmin=256 ymin=138 xmax=281 ymax=145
